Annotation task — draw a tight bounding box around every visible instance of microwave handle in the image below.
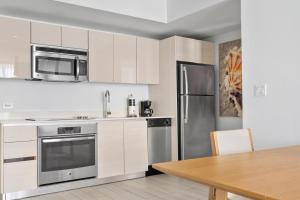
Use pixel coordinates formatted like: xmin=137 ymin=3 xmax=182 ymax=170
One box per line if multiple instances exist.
xmin=75 ymin=56 xmax=80 ymax=81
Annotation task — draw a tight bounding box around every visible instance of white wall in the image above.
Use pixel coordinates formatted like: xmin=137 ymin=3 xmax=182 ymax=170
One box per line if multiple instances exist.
xmin=53 ymin=0 xmax=167 ymax=23
xmin=242 ymin=0 xmax=300 ymax=149
xmin=207 ymin=29 xmax=242 ymax=130
xmin=0 ymin=79 xmax=148 ymax=118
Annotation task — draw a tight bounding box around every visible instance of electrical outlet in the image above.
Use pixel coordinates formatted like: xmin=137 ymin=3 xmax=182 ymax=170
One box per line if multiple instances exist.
xmin=3 ymin=102 xmax=14 ymax=109
xmin=254 ymin=84 xmax=267 ymax=97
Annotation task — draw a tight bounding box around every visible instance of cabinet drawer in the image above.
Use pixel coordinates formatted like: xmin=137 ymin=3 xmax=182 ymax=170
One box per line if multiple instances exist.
xmin=4 ymin=160 xmax=37 ymax=193
xmin=4 ymin=141 xmax=37 ymax=160
xmin=3 ymin=125 xmax=36 ymax=142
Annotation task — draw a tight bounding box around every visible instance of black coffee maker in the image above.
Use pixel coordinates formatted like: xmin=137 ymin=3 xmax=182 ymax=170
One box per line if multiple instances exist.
xmin=140 ymin=101 xmax=153 ymax=117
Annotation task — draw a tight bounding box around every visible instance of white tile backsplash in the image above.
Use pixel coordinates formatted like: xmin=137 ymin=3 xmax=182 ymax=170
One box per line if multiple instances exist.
xmin=0 ymin=79 xmax=149 ymax=118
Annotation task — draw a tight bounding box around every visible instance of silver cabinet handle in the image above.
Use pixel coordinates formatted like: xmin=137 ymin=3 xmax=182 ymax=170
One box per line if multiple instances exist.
xmin=75 ymin=56 xmax=80 ymax=81
xmin=42 ymin=136 xmax=95 ymax=143
xmin=4 ymin=156 xmax=36 ymax=163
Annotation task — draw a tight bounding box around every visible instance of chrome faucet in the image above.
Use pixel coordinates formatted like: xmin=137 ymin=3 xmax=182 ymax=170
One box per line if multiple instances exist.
xmin=104 ymin=90 xmax=111 ymax=118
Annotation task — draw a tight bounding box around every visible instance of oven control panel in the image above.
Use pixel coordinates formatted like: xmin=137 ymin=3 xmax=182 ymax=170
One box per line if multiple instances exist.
xmin=37 ymin=123 xmax=97 ymax=137
xmin=58 ymin=127 xmax=81 ymax=134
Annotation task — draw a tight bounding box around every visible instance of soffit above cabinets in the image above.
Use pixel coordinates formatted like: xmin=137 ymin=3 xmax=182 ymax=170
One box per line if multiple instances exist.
xmin=0 ymin=0 xmax=240 ymax=39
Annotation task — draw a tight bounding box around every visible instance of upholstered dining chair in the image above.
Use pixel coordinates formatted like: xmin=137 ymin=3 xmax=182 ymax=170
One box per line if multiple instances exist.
xmin=208 ymin=129 xmax=254 ymax=200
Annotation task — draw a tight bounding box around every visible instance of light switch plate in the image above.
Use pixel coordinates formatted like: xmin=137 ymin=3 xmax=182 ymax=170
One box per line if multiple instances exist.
xmin=254 ymin=84 xmax=267 ymax=97
xmin=3 ymin=102 xmax=14 ymax=109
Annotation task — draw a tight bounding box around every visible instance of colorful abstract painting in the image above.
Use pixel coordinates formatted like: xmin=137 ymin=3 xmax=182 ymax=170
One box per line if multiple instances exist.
xmin=219 ymin=39 xmax=242 ymax=117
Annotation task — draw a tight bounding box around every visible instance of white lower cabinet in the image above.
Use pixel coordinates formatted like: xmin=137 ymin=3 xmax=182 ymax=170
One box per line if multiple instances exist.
xmin=1 ymin=125 xmax=37 ymax=193
xmin=3 ymin=160 xmax=37 ymax=193
xmin=98 ymin=120 xmax=124 ymax=178
xmin=1 ymin=120 xmax=148 ymax=194
xmin=98 ymin=119 xmax=148 ymax=178
xmin=124 ymin=120 xmax=148 ymax=174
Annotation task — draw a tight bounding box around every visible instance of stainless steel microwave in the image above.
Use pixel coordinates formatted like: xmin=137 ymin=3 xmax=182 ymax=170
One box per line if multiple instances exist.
xmin=32 ymin=45 xmax=88 ymax=82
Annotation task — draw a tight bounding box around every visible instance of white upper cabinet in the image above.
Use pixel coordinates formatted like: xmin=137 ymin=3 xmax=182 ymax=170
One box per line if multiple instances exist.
xmin=31 ymin=21 xmax=61 ymax=46
xmin=137 ymin=37 xmax=159 ymax=84
xmin=113 ymin=34 xmax=137 ymax=84
xmin=0 ymin=17 xmax=162 ymax=84
xmin=62 ymin=26 xmax=88 ymax=49
xmin=198 ymin=40 xmax=214 ymax=65
xmin=0 ymin=17 xmax=31 ymax=79
xmin=89 ymin=31 xmax=114 ymax=82
xmin=124 ymin=120 xmax=148 ymax=174
xmin=175 ymin=36 xmax=198 ymax=63
xmin=31 ymin=22 xmax=88 ymax=49
xmin=175 ymin=36 xmax=214 ymax=65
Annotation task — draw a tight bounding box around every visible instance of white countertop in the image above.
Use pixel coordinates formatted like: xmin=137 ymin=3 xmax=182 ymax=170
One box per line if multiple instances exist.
xmin=0 ymin=116 xmax=174 ymax=126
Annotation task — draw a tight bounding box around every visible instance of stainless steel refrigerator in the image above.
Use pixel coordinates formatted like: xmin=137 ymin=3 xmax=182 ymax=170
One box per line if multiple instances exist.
xmin=178 ymin=62 xmax=215 ymax=160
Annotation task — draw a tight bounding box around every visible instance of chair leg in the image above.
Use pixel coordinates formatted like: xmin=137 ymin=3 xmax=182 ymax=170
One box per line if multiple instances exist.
xmin=208 ymin=187 xmax=216 ymax=200
xmin=215 ymin=189 xmax=227 ymax=200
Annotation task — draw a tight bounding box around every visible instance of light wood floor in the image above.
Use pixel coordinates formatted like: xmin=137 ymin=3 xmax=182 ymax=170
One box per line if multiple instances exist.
xmin=25 ymin=175 xmax=247 ymax=200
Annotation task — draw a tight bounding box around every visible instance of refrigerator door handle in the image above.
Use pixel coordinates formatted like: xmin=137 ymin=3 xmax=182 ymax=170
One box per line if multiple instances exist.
xmin=180 ymin=96 xmax=185 ymax=159
xmin=183 ymin=67 xmax=189 ymax=94
xmin=184 ymin=95 xmax=189 ymax=123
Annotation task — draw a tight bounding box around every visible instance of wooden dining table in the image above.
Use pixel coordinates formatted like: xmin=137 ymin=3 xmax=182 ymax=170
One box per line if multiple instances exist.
xmin=153 ymin=146 xmax=300 ymax=200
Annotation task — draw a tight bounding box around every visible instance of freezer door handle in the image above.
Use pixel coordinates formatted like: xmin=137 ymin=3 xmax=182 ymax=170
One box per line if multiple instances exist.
xmin=183 ymin=67 xmax=189 ymax=94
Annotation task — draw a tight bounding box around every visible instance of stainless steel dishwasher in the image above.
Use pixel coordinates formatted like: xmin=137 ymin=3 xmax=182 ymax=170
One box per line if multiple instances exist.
xmin=146 ymin=118 xmax=172 ymax=176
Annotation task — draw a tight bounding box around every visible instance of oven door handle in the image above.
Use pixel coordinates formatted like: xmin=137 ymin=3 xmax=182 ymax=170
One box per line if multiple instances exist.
xmin=42 ymin=136 xmax=95 ymax=143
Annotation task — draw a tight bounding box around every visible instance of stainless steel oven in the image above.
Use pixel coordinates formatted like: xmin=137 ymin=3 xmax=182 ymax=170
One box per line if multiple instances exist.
xmin=38 ymin=123 xmax=97 ymax=186
xmin=32 ymin=45 xmax=88 ymax=82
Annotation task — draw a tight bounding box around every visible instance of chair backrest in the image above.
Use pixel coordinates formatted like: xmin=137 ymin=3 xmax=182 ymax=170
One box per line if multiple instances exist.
xmin=210 ymin=129 xmax=254 ymax=156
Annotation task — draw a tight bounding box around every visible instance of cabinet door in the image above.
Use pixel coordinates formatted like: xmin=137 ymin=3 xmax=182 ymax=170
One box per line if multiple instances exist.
xmin=0 ymin=17 xmax=31 ymax=79
xmin=62 ymin=26 xmax=88 ymax=49
xmin=198 ymin=41 xmax=214 ymax=65
xmin=175 ymin=36 xmax=198 ymax=63
xmin=3 ymin=125 xmax=36 ymax=142
xmin=31 ymin=21 xmax=61 ymax=46
xmin=4 ymin=141 xmax=37 ymax=159
xmin=137 ymin=37 xmax=159 ymax=84
xmin=98 ymin=121 xmax=124 ymax=178
xmin=114 ymin=34 xmax=137 ymax=83
xmin=89 ymin=31 xmax=114 ymax=82
xmin=4 ymin=160 xmax=37 ymax=193
xmin=124 ymin=120 xmax=148 ymax=174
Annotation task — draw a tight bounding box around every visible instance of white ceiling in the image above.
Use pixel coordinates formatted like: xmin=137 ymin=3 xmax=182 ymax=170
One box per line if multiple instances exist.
xmin=0 ymin=0 xmax=241 ymax=39
xmin=53 ymin=0 xmax=228 ymax=23
xmin=53 ymin=0 xmax=168 ymax=23
xmin=167 ymin=0 xmax=228 ymax=22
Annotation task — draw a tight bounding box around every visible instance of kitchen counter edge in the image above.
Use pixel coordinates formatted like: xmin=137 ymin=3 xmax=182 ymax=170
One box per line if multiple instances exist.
xmin=0 ymin=116 xmax=174 ymax=126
